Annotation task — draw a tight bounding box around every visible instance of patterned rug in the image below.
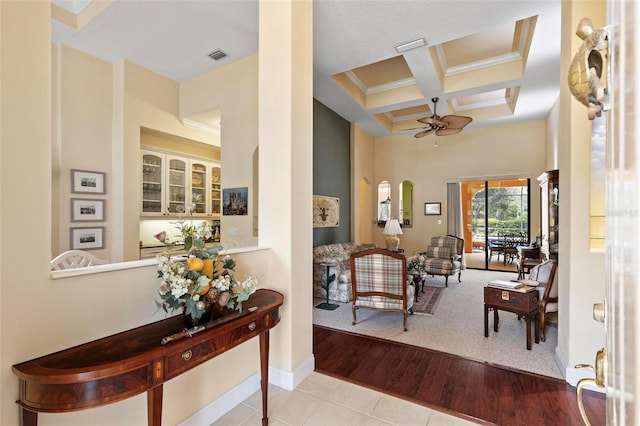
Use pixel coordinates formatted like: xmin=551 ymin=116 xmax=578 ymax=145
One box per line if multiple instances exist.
xmin=411 ymin=285 xmax=444 ymax=316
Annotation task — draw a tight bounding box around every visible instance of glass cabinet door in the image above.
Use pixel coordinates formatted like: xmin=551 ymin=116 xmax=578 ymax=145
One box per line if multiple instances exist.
xmin=190 ymin=161 xmax=208 ymax=215
xmin=167 ymin=156 xmax=187 ymax=214
xmin=538 ymin=169 xmax=559 ymax=261
xmin=211 ymin=166 xmax=221 ymax=216
xmin=141 ymin=151 xmax=164 ymax=214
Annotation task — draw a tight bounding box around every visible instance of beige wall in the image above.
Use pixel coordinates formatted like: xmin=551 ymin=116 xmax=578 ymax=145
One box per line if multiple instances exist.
xmin=257 ymin=0 xmax=314 ymax=374
xmin=351 ymin=123 xmax=376 ymax=244
xmin=556 ymin=0 xmax=606 ymax=379
xmin=1 ymin=2 xmax=309 ymax=426
xmin=365 ymin=120 xmax=546 ymax=255
xmin=120 ymin=60 xmax=219 ymax=261
xmin=180 ymin=55 xmax=259 ymax=250
xmin=52 ymin=44 xmax=113 ymax=259
xmin=51 ymin=45 xmax=218 ymax=262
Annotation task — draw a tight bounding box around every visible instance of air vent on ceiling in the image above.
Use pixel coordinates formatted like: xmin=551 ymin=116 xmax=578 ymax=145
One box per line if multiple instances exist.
xmin=208 ymin=49 xmax=228 ymax=61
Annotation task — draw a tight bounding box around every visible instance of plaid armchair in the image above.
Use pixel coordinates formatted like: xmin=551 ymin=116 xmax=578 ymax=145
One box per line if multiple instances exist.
xmin=422 ymin=235 xmax=464 ymax=287
xmin=350 ymin=248 xmax=415 ymax=331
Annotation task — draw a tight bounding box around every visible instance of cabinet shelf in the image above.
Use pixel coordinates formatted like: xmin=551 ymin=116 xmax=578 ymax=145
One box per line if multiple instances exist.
xmin=141 ymin=149 xmax=221 ymax=219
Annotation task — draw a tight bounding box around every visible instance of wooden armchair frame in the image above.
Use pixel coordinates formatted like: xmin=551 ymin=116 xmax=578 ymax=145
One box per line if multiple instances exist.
xmin=526 ymin=260 xmax=558 ymax=342
xmin=350 ymin=248 xmax=414 ymax=331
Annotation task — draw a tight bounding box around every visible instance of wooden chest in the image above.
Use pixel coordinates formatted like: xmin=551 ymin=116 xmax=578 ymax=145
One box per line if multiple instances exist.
xmin=484 ymin=286 xmax=538 ymax=314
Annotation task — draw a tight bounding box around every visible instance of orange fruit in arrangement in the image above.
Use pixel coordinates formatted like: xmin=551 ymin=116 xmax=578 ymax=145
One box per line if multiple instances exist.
xmin=202 ymin=258 xmax=215 ymax=278
xmin=186 ymin=256 xmax=204 ymax=272
xmin=197 ymin=283 xmax=210 ymax=296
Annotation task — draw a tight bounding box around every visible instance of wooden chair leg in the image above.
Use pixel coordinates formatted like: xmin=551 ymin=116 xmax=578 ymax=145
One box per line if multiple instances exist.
xmin=540 ymin=310 xmax=547 ymax=342
xmin=352 ymin=305 xmax=357 ymax=326
xmin=444 ymin=275 xmax=449 ymax=287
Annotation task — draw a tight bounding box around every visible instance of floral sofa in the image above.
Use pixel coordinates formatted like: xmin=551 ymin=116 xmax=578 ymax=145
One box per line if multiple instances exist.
xmin=313 ymin=242 xmax=375 ymax=303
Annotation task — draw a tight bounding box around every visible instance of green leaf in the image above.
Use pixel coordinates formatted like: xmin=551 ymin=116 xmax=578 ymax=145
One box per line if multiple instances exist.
xmin=184 ymin=236 xmax=193 ymax=252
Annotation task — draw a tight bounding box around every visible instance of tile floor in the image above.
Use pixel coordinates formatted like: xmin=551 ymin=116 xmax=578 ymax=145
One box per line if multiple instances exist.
xmin=212 ymin=372 xmax=480 ymax=426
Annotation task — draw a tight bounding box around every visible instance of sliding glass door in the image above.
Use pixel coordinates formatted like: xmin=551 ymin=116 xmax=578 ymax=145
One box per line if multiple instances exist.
xmin=462 ymin=179 xmax=531 ymax=272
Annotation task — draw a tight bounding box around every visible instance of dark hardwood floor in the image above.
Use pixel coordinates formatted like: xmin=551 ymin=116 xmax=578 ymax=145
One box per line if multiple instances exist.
xmin=314 ymin=325 xmax=606 ymax=425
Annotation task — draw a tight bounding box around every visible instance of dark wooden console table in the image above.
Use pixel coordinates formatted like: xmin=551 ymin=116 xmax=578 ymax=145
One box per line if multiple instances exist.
xmin=484 ymin=285 xmax=539 ymax=350
xmin=12 ymin=289 xmax=284 ymax=426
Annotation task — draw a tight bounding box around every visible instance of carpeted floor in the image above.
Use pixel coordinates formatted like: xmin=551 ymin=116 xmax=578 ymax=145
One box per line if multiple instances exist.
xmin=313 ymin=268 xmax=563 ymax=379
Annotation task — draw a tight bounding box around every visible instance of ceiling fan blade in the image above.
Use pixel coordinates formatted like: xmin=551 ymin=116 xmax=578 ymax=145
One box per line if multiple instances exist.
xmin=417 ymin=116 xmax=446 ymax=127
xmin=440 ymin=115 xmax=472 ymax=129
xmin=404 ymin=126 xmax=430 ymax=131
xmin=414 ymin=128 xmax=435 ymax=138
xmin=435 ymin=127 xmax=462 ymax=136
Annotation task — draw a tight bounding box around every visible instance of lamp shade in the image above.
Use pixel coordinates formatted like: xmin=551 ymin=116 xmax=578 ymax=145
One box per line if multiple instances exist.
xmin=383 ymin=219 xmax=403 ymax=236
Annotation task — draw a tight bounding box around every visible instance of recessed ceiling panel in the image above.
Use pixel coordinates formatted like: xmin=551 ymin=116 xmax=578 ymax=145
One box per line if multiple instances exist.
xmin=430 ymin=16 xmax=537 ymax=94
xmin=441 ymin=24 xmax=515 ymax=68
xmin=351 ymin=56 xmax=412 ymax=88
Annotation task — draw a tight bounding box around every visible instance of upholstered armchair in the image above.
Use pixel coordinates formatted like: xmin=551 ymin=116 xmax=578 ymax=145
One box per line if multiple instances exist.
xmin=527 ymin=260 xmax=558 ymax=342
xmin=350 ymin=248 xmax=415 ymax=331
xmin=421 ymin=235 xmax=464 ymax=286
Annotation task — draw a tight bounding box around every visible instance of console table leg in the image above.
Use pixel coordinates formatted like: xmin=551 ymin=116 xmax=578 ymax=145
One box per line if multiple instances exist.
xmin=20 ymin=407 xmax=37 ymax=426
xmin=260 ymin=331 xmax=270 ymax=426
xmin=147 ymin=385 xmax=163 ymax=426
xmin=484 ymin=305 xmax=489 ymax=337
xmin=526 ymin=315 xmax=532 ymax=350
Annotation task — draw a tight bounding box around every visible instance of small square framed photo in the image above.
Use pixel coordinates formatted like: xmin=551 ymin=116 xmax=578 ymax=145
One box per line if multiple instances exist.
xmin=71 ymin=198 xmax=105 ymax=222
xmin=71 ymin=169 xmax=106 ymax=194
xmin=70 ymin=227 xmax=104 ymax=250
xmin=424 ymin=202 xmax=441 ymax=215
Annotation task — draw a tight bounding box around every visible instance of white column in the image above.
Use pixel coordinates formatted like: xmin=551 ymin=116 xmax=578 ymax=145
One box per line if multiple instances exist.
xmin=258 ymin=0 xmax=314 ymax=383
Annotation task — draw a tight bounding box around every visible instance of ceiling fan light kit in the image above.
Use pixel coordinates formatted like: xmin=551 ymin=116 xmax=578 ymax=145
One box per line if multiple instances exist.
xmin=413 ymin=97 xmax=472 ymax=138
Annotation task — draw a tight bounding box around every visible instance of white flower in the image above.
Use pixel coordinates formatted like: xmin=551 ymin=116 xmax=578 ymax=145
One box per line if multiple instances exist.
xmin=243 ymin=276 xmax=258 ymax=294
xmin=213 ymin=274 xmax=233 ymax=291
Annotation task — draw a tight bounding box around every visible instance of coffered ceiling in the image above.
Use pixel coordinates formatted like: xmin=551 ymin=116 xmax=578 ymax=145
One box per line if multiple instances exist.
xmin=51 ymin=0 xmax=561 ymax=138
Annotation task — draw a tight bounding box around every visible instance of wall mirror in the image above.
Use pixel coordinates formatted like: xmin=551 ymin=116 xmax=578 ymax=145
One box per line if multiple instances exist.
xmin=377 ymin=180 xmax=391 ymax=224
xmin=399 ymin=180 xmax=413 ymax=227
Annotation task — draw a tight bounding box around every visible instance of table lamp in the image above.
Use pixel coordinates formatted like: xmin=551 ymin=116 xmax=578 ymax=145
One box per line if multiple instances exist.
xmin=383 ymin=219 xmax=403 ymax=251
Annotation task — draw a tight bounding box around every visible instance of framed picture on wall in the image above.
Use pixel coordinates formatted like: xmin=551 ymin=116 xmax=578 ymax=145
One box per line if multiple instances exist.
xmin=71 ymin=169 xmax=106 ymax=194
xmin=70 ymin=227 xmax=104 ymax=250
xmin=222 ymin=187 xmax=248 ymax=215
xmin=313 ymin=195 xmax=340 ymax=228
xmin=424 ymin=202 xmax=441 ymax=215
xmin=71 ymin=199 xmax=105 ymax=222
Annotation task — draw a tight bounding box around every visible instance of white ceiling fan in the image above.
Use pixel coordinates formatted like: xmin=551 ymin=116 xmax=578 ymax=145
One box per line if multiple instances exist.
xmin=413 ymin=97 xmax=473 ymax=138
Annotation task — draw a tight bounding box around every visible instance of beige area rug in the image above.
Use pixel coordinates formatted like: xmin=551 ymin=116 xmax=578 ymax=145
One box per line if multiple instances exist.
xmin=411 ymin=285 xmax=444 ymax=316
xmin=313 ymin=268 xmax=563 ymax=379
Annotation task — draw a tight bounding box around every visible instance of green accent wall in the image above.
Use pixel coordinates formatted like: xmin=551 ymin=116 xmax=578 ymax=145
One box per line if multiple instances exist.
xmin=313 ymin=99 xmax=351 ymax=246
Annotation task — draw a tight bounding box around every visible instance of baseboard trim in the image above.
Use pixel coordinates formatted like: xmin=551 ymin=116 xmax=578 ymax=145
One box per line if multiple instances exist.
xmin=557 ymin=346 xmax=605 ymax=393
xmin=179 ymin=355 xmax=315 ymax=425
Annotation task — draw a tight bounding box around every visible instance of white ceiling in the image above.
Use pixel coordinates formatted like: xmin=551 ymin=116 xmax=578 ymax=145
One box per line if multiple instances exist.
xmin=51 ymin=0 xmax=561 ymax=138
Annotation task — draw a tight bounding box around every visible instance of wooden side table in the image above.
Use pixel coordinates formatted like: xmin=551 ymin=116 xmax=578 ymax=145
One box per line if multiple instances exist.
xmin=408 ymin=271 xmax=427 ymax=301
xmin=12 ymin=290 xmax=284 ymax=426
xmin=484 ymin=285 xmax=539 ymax=350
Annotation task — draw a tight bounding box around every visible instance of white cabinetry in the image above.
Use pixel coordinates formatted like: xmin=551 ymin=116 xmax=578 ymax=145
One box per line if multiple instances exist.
xmin=141 ymin=149 xmax=220 ymax=217
xmin=211 ymin=166 xmax=221 ymax=216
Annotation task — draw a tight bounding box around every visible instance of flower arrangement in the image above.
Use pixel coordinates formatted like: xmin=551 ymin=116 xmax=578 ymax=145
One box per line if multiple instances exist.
xmin=155 ymin=220 xmax=258 ymax=323
xmin=407 ymin=253 xmax=428 ymax=274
